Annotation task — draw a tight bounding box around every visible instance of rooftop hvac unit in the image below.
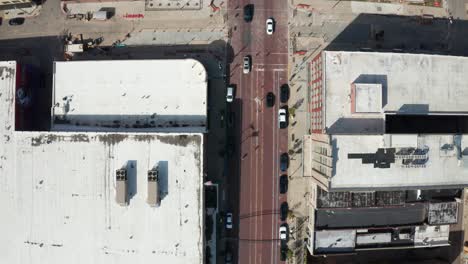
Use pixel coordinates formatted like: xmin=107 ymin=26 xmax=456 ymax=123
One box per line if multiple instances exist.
xmin=147 ymin=167 xmax=160 ymax=207
xmin=116 ymin=168 xmax=128 ymax=206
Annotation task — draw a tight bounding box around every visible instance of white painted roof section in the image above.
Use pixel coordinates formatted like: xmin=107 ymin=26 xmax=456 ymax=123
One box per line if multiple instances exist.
xmin=324 ymin=51 xmax=468 ymax=130
xmin=390 ymin=134 xmax=418 ymax=148
xmin=315 ymin=230 xmax=356 ymax=252
xmin=414 ymin=225 xmax=450 ymax=246
xmin=330 ymin=134 xmax=468 ymax=190
xmin=52 ymin=59 xmax=207 ymax=131
xmin=0 ymin=132 xmax=204 ymax=264
xmin=356 ymin=233 xmax=391 ymax=245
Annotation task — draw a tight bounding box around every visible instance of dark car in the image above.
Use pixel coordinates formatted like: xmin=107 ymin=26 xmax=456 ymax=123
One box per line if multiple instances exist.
xmin=280 ymin=202 xmax=288 ymax=221
xmin=225 ymin=248 xmax=233 ymax=264
xmin=226 ymin=136 xmax=235 ymax=157
xmin=266 ymin=92 xmax=275 ymax=107
xmin=8 ymin=17 xmax=25 ymax=26
xmin=280 ymin=153 xmax=289 ymax=172
xmin=280 ymin=84 xmax=290 ymax=103
xmin=243 ymin=4 xmax=254 ymax=22
xmin=280 ymin=244 xmax=287 ymax=261
xmin=227 ymin=112 xmax=235 ymax=128
xmin=279 ymin=175 xmax=288 ymax=194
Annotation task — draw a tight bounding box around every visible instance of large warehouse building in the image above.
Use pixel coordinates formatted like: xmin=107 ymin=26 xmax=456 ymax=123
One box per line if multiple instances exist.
xmin=303 ymin=51 xmax=467 ymax=255
xmin=0 ymin=60 xmax=206 ymax=264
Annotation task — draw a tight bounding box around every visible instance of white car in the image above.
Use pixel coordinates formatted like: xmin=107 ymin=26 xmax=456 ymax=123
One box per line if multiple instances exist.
xmin=266 ymin=18 xmax=274 ymax=35
xmin=279 ymin=224 xmax=288 ymax=240
xmin=278 ymin=108 xmax=287 ymax=128
xmin=226 ymin=86 xmax=234 ymax=103
xmin=226 ymin=213 xmax=233 ymax=229
xmin=243 ymin=56 xmax=251 ymax=74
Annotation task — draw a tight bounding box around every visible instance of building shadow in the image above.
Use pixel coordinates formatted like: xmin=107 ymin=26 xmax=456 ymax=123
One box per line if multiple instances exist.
xmin=325 ymin=13 xmax=468 ymax=57
xmin=126 ymin=160 xmax=137 ymax=201
xmin=158 ymin=160 xmax=169 ymax=201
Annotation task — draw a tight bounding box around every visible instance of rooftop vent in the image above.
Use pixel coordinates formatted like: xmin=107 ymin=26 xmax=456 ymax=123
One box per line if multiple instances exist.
xmin=116 ymin=168 xmax=127 ymax=181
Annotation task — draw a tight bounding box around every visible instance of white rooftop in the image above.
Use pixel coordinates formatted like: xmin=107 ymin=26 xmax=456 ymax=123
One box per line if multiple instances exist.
xmin=331 ymin=134 xmax=468 ymax=190
xmin=52 ymin=59 xmax=207 ymax=132
xmin=324 ymin=51 xmax=468 ymax=132
xmin=0 ymin=62 xmax=204 ymax=264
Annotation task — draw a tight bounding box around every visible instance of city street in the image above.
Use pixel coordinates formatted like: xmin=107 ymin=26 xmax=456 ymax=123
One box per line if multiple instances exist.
xmin=226 ymin=0 xmax=289 ymax=263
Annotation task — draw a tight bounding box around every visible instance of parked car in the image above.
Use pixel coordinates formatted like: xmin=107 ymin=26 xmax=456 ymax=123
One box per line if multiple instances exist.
xmin=243 ymin=55 xmax=251 ymax=74
xmin=9 ymin=17 xmax=25 ymax=26
xmin=226 ymin=212 xmax=233 ymax=229
xmin=226 ymin=85 xmax=235 ymax=103
xmin=266 ymin=18 xmax=274 ymax=35
xmin=227 ymin=111 xmax=235 ymax=128
xmin=280 ymin=202 xmax=288 ymax=221
xmin=280 ymin=153 xmax=289 ymax=171
xmin=279 ymin=175 xmax=288 ymax=194
xmin=279 ymin=223 xmax=289 ymax=241
xmin=226 ymin=136 xmax=235 ymax=157
xmin=280 ymin=244 xmax=287 ymax=261
xmin=278 ymin=107 xmax=287 ymax=128
xmin=243 ymin=4 xmax=254 ymax=22
xmin=266 ymin=92 xmax=275 ymax=107
xmin=280 ymin=84 xmax=290 ymax=103
xmin=225 ymin=248 xmax=233 ymax=264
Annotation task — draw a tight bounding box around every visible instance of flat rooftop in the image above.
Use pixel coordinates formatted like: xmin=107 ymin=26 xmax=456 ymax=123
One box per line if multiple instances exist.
xmin=331 ymin=134 xmax=468 ymax=190
xmin=323 ymin=51 xmax=468 ymax=133
xmin=0 ymin=61 xmax=204 ymax=264
xmin=52 ymin=59 xmax=207 ymax=132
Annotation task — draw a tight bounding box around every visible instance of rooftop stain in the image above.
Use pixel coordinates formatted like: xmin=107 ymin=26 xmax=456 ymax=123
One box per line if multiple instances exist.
xmin=31 ymin=134 xmax=90 ymax=146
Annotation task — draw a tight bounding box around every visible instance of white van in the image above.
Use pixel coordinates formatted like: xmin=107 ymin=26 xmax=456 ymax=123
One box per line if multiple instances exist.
xmin=226 ymin=86 xmax=234 ymax=103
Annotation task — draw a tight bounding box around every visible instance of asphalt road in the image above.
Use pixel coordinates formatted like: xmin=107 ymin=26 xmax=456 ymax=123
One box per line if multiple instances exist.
xmin=226 ymin=0 xmax=288 ymax=263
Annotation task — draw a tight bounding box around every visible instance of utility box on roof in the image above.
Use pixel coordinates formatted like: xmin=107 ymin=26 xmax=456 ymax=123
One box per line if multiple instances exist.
xmin=116 ymin=168 xmax=128 ymax=206
xmin=147 ymin=167 xmax=160 ymax=207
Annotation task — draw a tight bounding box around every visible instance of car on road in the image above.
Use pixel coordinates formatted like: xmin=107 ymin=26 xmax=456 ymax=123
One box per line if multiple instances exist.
xmin=280 ymin=244 xmax=287 ymax=261
xmin=8 ymin=18 xmax=25 ymax=26
xmin=243 ymin=4 xmax=254 ymax=22
xmin=225 ymin=248 xmax=233 ymax=264
xmin=266 ymin=92 xmax=275 ymax=107
xmin=243 ymin=55 xmax=251 ymax=74
xmin=280 ymin=153 xmax=289 ymax=171
xmin=279 ymin=223 xmax=289 ymax=241
xmin=279 ymin=175 xmax=288 ymax=194
xmin=226 ymin=85 xmax=235 ymax=103
xmin=226 ymin=212 xmax=233 ymax=229
xmin=226 ymin=136 xmax=235 ymax=157
xmin=280 ymin=84 xmax=289 ymax=103
xmin=278 ymin=107 xmax=287 ymax=128
xmin=266 ymin=18 xmax=274 ymax=35
xmin=280 ymin=202 xmax=288 ymax=221
xmin=227 ymin=111 xmax=235 ymax=128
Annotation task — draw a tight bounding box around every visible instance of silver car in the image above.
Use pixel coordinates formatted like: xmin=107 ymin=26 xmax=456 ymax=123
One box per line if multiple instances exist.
xmin=243 ymin=56 xmax=251 ymax=74
xmin=226 ymin=86 xmax=234 ymax=103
